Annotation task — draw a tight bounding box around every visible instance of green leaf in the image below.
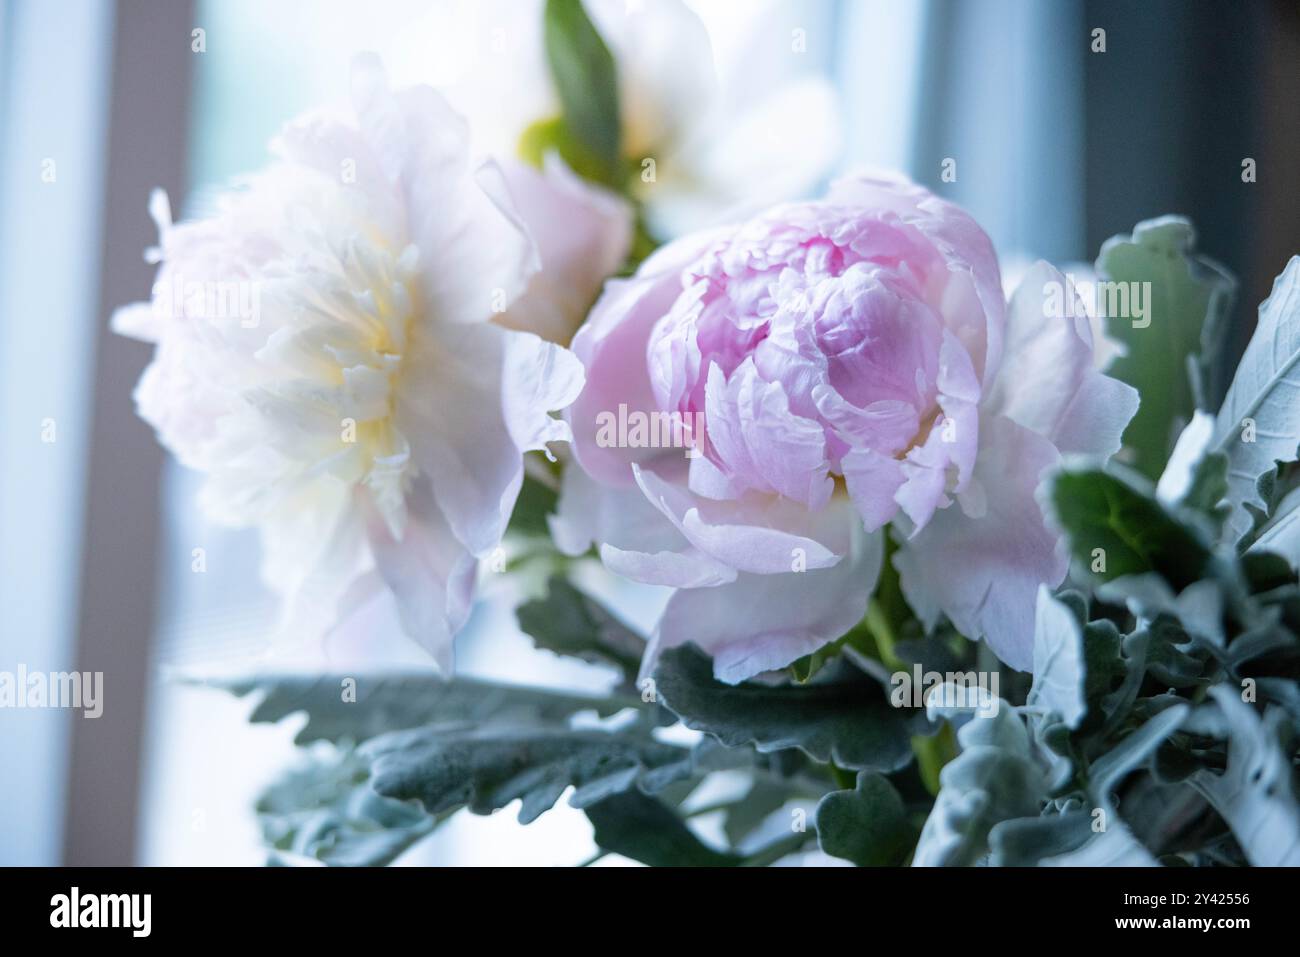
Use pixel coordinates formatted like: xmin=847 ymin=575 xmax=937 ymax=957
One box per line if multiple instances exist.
xmin=1096 ymin=576 xmax=1226 ymax=648
xmin=517 ymin=114 xmax=620 ymax=196
xmin=516 ymin=575 xmax=645 ymax=680
xmin=363 ymin=725 xmax=702 ymax=824
xmin=815 ymin=772 xmax=914 ymax=866
xmin=1046 ymin=466 xmax=1212 ymax=589
xmin=583 ymin=790 xmax=743 ymax=866
xmin=1081 ymin=618 xmax=1126 ymax=720
xmin=1246 ymin=510 xmax=1300 ymax=576
xmin=257 ymin=750 xmax=436 ymax=867
xmin=1096 ymin=216 xmax=1236 ymax=480
xmin=789 ymin=634 xmax=851 ymax=683
xmin=542 ymin=0 xmax=622 ymax=187
xmin=653 ymin=645 xmax=919 ymax=772
xmin=1211 ymin=257 xmax=1300 ymax=540
xmin=1142 ymin=618 xmax=1209 ymax=689
xmin=210 ymin=672 xmax=633 ymax=745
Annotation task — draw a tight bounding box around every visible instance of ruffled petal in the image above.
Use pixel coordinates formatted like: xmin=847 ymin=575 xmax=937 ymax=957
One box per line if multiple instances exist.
xmin=261 ymin=482 xmax=370 ymax=645
xmin=703 ymin=358 xmax=833 ymax=509
xmin=842 ymin=446 xmax=906 ymax=531
xmin=633 ymin=464 xmax=848 ymax=575
xmin=548 ymin=459 xmax=685 ymax=557
xmin=826 ymin=170 xmax=1005 ymax=387
xmin=567 ymin=231 xmax=729 ymax=485
xmin=349 ymin=55 xmax=537 ymax=325
xmin=600 ymin=543 xmax=736 ymax=589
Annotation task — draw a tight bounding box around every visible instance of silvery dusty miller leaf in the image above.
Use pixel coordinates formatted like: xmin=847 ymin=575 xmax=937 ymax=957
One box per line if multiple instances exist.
xmin=1212 ymin=257 xmax=1300 ymax=540
xmin=363 ymin=725 xmax=695 ymax=825
xmin=1096 ymin=216 xmax=1235 ymax=481
xmin=209 ymin=672 xmax=631 ymax=744
xmin=1028 ymin=587 xmax=1087 ymax=730
xmin=652 ymin=644 xmax=919 ymax=772
xmin=815 ymin=771 xmax=914 ymax=866
xmin=1186 ymin=688 xmax=1300 ymax=866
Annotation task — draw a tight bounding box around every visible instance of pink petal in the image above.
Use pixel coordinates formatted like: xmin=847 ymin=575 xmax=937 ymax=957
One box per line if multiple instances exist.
xmin=641 ymin=520 xmax=883 ymax=685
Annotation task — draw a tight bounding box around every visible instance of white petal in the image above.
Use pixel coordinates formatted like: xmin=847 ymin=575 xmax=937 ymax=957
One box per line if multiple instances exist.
xmin=401 ymin=322 xmax=582 ymax=556
xmin=645 ymin=77 xmax=839 ymax=236
xmin=549 ymin=461 xmax=684 ymax=557
xmin=262 ymin=482 xmax=371 ymax=646
xmin=567 ymin=230 xmax=729 ymax=485
xmin=989 ymin=261 xmax=1139 ymax=457
xmin=894 ymin=415 xmax=1066 ymax=671
xmin=842 ymin=446 xmax=905 ymax=531
xmin=600 ymin=543 xmax=736 ymax=589
xmin=586 ymin=0 xmax=719 ymax=158
xmin=494 ymin=156 xmax=633 ymax=345
xmin=364 ymin=478 xmax=477 ymax=671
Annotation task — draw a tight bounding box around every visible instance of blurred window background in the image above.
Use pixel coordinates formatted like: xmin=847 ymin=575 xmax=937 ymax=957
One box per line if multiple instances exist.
xmin=1 ymin=0 xmax=1296 ymax=864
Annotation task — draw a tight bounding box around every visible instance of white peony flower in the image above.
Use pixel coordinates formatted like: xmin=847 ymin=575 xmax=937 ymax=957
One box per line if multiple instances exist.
xmin=113 ymin=55 xmax=592 ymax=668
xmin=397 ymin=0 xmax=841 ymax=239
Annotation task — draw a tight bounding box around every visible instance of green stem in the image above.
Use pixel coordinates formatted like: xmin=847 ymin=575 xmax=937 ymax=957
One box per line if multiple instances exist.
xmin=912 ymin=723 xmax=958 ymax=796
xmin=829 ymin=762 xmax=856 ymax=791
xmin=864 ymin=599 xmax=905 ymax=671
xmin=865 ymin=532 xmax=959 ymax=794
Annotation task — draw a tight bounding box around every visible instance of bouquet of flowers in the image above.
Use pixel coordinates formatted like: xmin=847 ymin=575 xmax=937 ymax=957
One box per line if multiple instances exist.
xmin=117 ymin=1 xmax=1299 ymax=866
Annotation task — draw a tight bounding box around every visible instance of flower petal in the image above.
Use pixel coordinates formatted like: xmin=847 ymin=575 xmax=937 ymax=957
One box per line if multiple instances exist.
xmin=842 ymin=446 xmax=905 ymax=531
xmin=989 ymin=261 xmax=1139 ymax=457
xmin=641 ymin=520 xmax=883 ymax=685
xmin=703 ymin=358 xmax=833 ymax=509
xmin=351 ymin=55 xmax=537 ymax=325
xmin=826 ymin=170 xmax=1005 ymax=387
xmin=494 ymin=156 xmax=632 ymax=345
xmin=633 ymin=463 xmax=847 ymax=575
xmin=893 ymin=414 xmax=1066 ymax=671
xmin=401 ymin=322 xmax=583 ymax=557
xmin=567 ymin=231 xmax=728 ymax=485
xmin=363 ymin=477 xmax=477 ymax=671
xmin=549 ymin=459 xmax=685 ymax=556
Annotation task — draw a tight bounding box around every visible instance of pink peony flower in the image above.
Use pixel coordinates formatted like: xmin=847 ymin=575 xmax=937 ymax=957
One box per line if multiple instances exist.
xmin=112 ymin=56 xmax=619 ymax=668
xmin=555 ymin=172 xmax=1138 ymax=682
